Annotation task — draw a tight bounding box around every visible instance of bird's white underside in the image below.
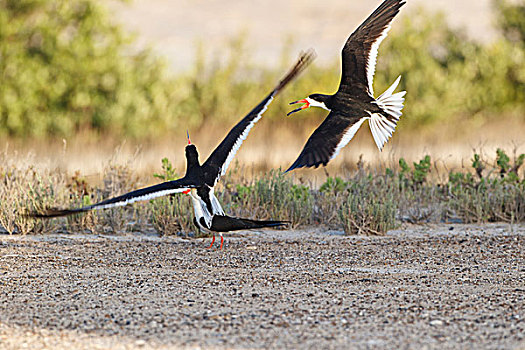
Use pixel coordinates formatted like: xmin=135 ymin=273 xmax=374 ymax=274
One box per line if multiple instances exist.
xmin=211 ymin=192 xmax=225 ymax=215
xmin=189 ymin=188 xmax=224 ymax=229
xmin=189 ymin=190 xmax=209 ymax=228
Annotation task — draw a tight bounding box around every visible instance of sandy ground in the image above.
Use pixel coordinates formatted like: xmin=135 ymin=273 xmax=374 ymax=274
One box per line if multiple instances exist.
xmin=0 ymin=224 xmax=524 ymax=349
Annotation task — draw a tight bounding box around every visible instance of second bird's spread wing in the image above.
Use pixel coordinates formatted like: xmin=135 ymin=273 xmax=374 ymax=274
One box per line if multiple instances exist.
xmin=338 ymin=0 xmax=405 ymax=96
xmin=30 ymin=178 xmax=196 ymax=218
xmin=286 ymin=112 xmax=368 ymax=172
xmin=202 ymin=50 xmax=315 ymax=186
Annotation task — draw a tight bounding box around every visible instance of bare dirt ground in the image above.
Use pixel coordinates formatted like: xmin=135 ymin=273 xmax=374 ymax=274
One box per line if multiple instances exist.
xmin=0 ymin=224 xmax=524 ymax=349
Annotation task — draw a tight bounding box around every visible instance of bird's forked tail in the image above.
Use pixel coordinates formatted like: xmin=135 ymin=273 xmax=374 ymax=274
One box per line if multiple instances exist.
xmin=236 ymin=218 xmax=289 ymax=230
xmin=369 ymin=76 xmax=406 ymax=151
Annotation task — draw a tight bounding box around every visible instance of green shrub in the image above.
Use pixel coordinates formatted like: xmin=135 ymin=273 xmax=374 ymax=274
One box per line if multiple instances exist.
xmin=447 ymin=149 xmax=525 ymax=223
xmin=495 ymin=0 xmax=525 ymax=45
xmin=225 ymin=169 xmax=315 ymax=227
xmin=0 ymin=0 xmax=180 ymax=138
xmin=0 ymin=1 xmax=523 ymax=139
xmin=339 ymin=175 xmax=398 ymax=235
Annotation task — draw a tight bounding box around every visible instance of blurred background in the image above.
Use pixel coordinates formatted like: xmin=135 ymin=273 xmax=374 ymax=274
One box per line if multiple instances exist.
xmin=1 ymin=0 xmax=524 ymax=178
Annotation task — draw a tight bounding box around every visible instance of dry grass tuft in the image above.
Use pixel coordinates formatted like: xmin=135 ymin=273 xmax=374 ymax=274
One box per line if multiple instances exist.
xmin=1 ymin=148 xmax=523 ymax=236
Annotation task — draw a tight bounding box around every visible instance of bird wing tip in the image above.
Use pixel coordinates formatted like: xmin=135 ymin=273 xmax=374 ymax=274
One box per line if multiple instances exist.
xmin=27 ymin=208 xmax=84 ymax=218
xmin=285 ymin=160 xmax=305 ymax=173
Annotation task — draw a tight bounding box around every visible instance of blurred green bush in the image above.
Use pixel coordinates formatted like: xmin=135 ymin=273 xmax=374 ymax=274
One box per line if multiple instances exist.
xmin=0 ymin=0 xmax=180 ymax=138
xmin=0 ymin=0 xmax=523 ymax=139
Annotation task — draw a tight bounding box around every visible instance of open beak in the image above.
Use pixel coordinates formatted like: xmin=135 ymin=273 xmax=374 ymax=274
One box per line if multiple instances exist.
xmin=287 ymin=99 xmax=310 ymax=116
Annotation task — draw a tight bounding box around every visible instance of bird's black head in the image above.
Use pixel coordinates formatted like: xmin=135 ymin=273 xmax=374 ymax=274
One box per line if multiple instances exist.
xmin=185 ymin=131 xmax=200 ymax=168
xmin=287 ymin=93 xmax=331 ymax=116
xmin=308 ymin=93 xmax=331 ymax=104
xmin=185 ymin=144 xmax=199 ymax=166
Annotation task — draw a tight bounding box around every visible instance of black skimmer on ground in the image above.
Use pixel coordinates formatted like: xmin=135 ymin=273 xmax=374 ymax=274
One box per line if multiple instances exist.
xmin=286 ymin=0 xmax=406 ymax=171
xmin=31 ymin=50 xmax=315 ymax=248
xmin=192 ymin=211 xmax=288 ymax=249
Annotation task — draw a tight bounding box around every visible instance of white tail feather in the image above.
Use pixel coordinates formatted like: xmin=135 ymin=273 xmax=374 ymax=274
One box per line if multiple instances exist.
xmin=370 ymin=76 xmax=406 ymax=151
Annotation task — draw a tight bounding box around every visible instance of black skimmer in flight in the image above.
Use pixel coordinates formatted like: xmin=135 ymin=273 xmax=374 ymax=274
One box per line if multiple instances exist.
xmin=286 ymin=0 xmax=406 ymax=171
xmin=31 ymin=50 xmax=315 ymax=247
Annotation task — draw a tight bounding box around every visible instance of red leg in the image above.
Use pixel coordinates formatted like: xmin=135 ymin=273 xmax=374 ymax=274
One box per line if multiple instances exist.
xmin=207 ymin=235 xmax=215 ymax=249
xmin=219 ymin=234 xmax=224 ymax=250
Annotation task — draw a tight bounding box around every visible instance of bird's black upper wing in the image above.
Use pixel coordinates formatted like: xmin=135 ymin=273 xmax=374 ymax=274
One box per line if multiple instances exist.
xmin=338 ymin=0 xmax=405 ymax=96
xmin=286 ymin=112 xmax=368 ymax=171
xmin=30 ymin=178 xmax=196 ymax=218
xmin=201 ymin=50 xmax=315 ymax=186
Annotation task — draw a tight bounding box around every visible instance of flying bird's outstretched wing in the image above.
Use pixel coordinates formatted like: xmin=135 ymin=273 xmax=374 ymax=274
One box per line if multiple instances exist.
xmin=338 ymin=0 xmax=406 ymax=96
xmin=202 ymin=50 xmax=315 ymax=186
xmin=286 ymin=112 xmax=368 ymax=171
xmin=29 ymin=178 xmax=196 ymax=218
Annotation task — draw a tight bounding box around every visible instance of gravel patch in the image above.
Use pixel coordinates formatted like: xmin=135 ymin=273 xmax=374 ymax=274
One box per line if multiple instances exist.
xmin=0 ymin=224 xmax=524 ymax=349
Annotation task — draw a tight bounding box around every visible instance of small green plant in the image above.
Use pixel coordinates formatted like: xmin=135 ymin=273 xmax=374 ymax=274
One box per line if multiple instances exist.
xmin=413 ymin=155 xmax=432 ymax=185
xmin=497 ymin=148 xmax=511 ymax=175
xmin=397 ymin=155 xmax=432 ymax=186
xmin=398 ymin=158 xmax=410 ymax=183
xmin=472 ymin=153 xmax=485 ymax=179
xmin=320 ymin=177 xmax=347 ymax=194
xmin=153 ymin=158 xmax=179 ymax=181
xmin=495 ymin=148 xmax=525 ymax=182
